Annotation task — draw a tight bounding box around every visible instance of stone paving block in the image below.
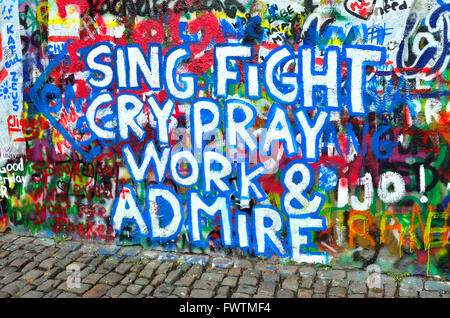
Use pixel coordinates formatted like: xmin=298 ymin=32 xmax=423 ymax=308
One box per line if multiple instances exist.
xmin=134 ymin=277 xmax=149 ymax=285
xmin=20 ymin=261 xmax=39 ymax=274
xmin=99 ymin=272 xmax=123 ymax=285
xmin=193 ymin=279 xmax=218 ymax=290
xmin=222 ymin=276 xmax=238 ymax=287
xmin=232 ymin=292 xmax=251 ymax=298
xmin=257 ymin=281 xmax=276 ymax=297
xmin=201 ymin=272 xmax=225 ymax=282
xmin=277 ymin=265 xmax=298 ymax=278
xmin=239 ymin=276 xmax=258 ymax=286
xmin=398 ymin=288 xmax=418 ymax=298
xmin=79 ymin=244 xmax=99 ymax=254
xmin=217 ymin=286 xmax=230 ymax=297
xmin=75 ymin=254 xmax=95 ymax=264
xmin=34 ymin=238 xmax=54 ymax=246
xmin=297 ymin=288 xmax=313 ymax=298
xmin=174 ymin=276 xmax=195 ymax=287
xmin=10 ymin=258 xmax=31 ymax=269
xmin=348 ymin=294 xmax=366 ymax=298
xmin=150 ymin=273 xmax=166 ymax=286
xmin=228 ymin=268 xmax=243 ymax=277
xmin=211 ymin=257 xmax=233 ymax=269
xmin=300 ymin=277 xmax=314 ymax=289
xmin=262 ymin=272 xmax=280 ymax=282
xmin=349 ymin=281 xmax=367 ymax=294
xmin=282 ymin=278 xmax=299 ymax=291
xmin=139 ymin=259 xmax=158 ymax=268
xmin=347 ymin=270 xmax=369 ymax=281
xmin=380 ymin=274 xmax=396 ymax=286
xmin=255 ymin=262 xmax=277 ymax=272
xmin=54 ymin=249 xmax=70 ymax=259
xmin=126 ymin=284 xmax=143 ymax=295
xmin=140 ymin=285 xmax=154 ymax=297
xmin=424 ymin=280 xmax=450 ymax=292
xmin=0 ymin=266 xmax=15 ymax=277
xmin=156 ymin=262 xmax=173 ymax=275
xmin=139 ymin=264 xmax=155 ymax=279
xmin=70 ymin=284 xmax=94 ymax=296
xmin=317 ymin=270 xmax=346 ymax=280
xmin=15 ymin=284 xmax=34 ymax=297
xmin=123 ymin=257 xmax=140 ymax=264
xmin=107 ymin=285 xmax=127 ymax=298
xmin=36 ymin=280 xmax=60 ymax=292
xmin=118 ymin=247 xmax=142 ymax=257
xmin=180 ymin=255 xmax=209 ymax=266
xmin=312 ymin=293 xmax=326 ymax=298
xmin=368 ymin=289 xmax=384 ymax=298
xmin=176 ymin=262 xmax=192 ymax=273
xmin=80 ymin=267 xmax=95 ymax=278
xmin=120 ymin=272 xmax=137 ymax=285
xmin=57 ymin=241 xmax=81 ymax=251
xmin=0 ymin=272 xmax=21 ymax=284
xmin=384 ymin=284 xmax=397 ymax=298
xmin=130 ymin=263 xmax=145 ymax=273
xmin=42 ymin=247 xmax=60 ymax=257
xmin=329 ymin=287 xmax=347 ymax=298
xmin=115 ymin=263 xmax=133 ymax=275
xmin=277 ymin=289 xmax=295 ymax=298
xmin=190 ymin=289 xmax=215 ymax=298
xmin=22 ymin=269 xmax=44 ymax=281
xmin=39 ymin=258 xmax=58 ymax=270
xmin=242 ymin=269 xmax=260 ymax=278
xmin=173 ymin=286 xmax=189 ymax=298
xmin=186 ymin=264 xmax=204 ymax=279
xmin=2 ymin=281 xmax=27 ymax=296
xmin=57 ymin=292 xmax=80 ymax=298
xmin=237 ymin=285 xmax=257 ymax=295
xmin=83 ymin=273 xmax=104 ymax=285
xmin=332 ymin=279 xmax=350 ymax=288
xmin=13 ymin=237 xmax=34 ymax=246
xmin=232 ymin=259 xmax=253 ymax=269
xmin=22 ymin=290 xmax=44 ymax=298
xmin=419 ymin=291 xmax=440 ymax=298
xmin=89 ymin=256 xmax=106 ymax=267
xmin=153 ymin=284 xmax=175 ymax=298
xmin=55 ymin=258 xmax=72 ymax=269
xmin=400 ymin=277 xmax=423 ymax=292
xmin=41 ymin=268 xmax=61 ymax=280
xmin=83 ymin=284 xmax=111 ymax=298
xmin=43 ymin=290 xmax=61 ymax=298
xmin=165 ymin=270 xmax=183 ymax=284
xmin=313 ymin=279 xmax=329 ymax=294
xmin=298 ymin=266 xmax=316 ymax=278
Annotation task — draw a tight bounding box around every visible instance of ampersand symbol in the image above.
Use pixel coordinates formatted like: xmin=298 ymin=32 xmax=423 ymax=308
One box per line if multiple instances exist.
xmin=281 ymin=160 xmax=324 ymax=215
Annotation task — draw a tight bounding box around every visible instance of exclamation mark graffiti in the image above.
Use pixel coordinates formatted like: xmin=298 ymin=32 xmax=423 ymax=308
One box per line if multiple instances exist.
xmin=0 ymin=33 xmax=8 ymax=83
xmin=420 ymin=164 xmax=428 ymax=203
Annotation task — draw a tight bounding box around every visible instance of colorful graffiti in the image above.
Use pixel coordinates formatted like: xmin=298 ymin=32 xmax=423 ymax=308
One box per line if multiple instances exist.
xmin=0 ymin=0 xmax=448 ymax=278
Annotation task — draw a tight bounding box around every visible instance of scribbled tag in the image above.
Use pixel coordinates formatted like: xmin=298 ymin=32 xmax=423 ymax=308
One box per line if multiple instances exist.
xmin=344 ymin=0 xmax=377 ymax=20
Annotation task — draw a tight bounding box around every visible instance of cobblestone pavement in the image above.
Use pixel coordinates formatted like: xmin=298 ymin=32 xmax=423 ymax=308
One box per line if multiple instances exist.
xmin=0 ymin=233 xmax=449 ymax=298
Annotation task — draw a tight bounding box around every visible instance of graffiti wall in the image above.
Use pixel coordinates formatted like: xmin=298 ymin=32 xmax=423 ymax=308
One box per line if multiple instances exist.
xmin=0 ymin=0 xmax=448 ymax=277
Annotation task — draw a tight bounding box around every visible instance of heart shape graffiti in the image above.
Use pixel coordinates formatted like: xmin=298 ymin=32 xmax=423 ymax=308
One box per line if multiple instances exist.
xmin=344 ymin=0 xmax=377 ymax=20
